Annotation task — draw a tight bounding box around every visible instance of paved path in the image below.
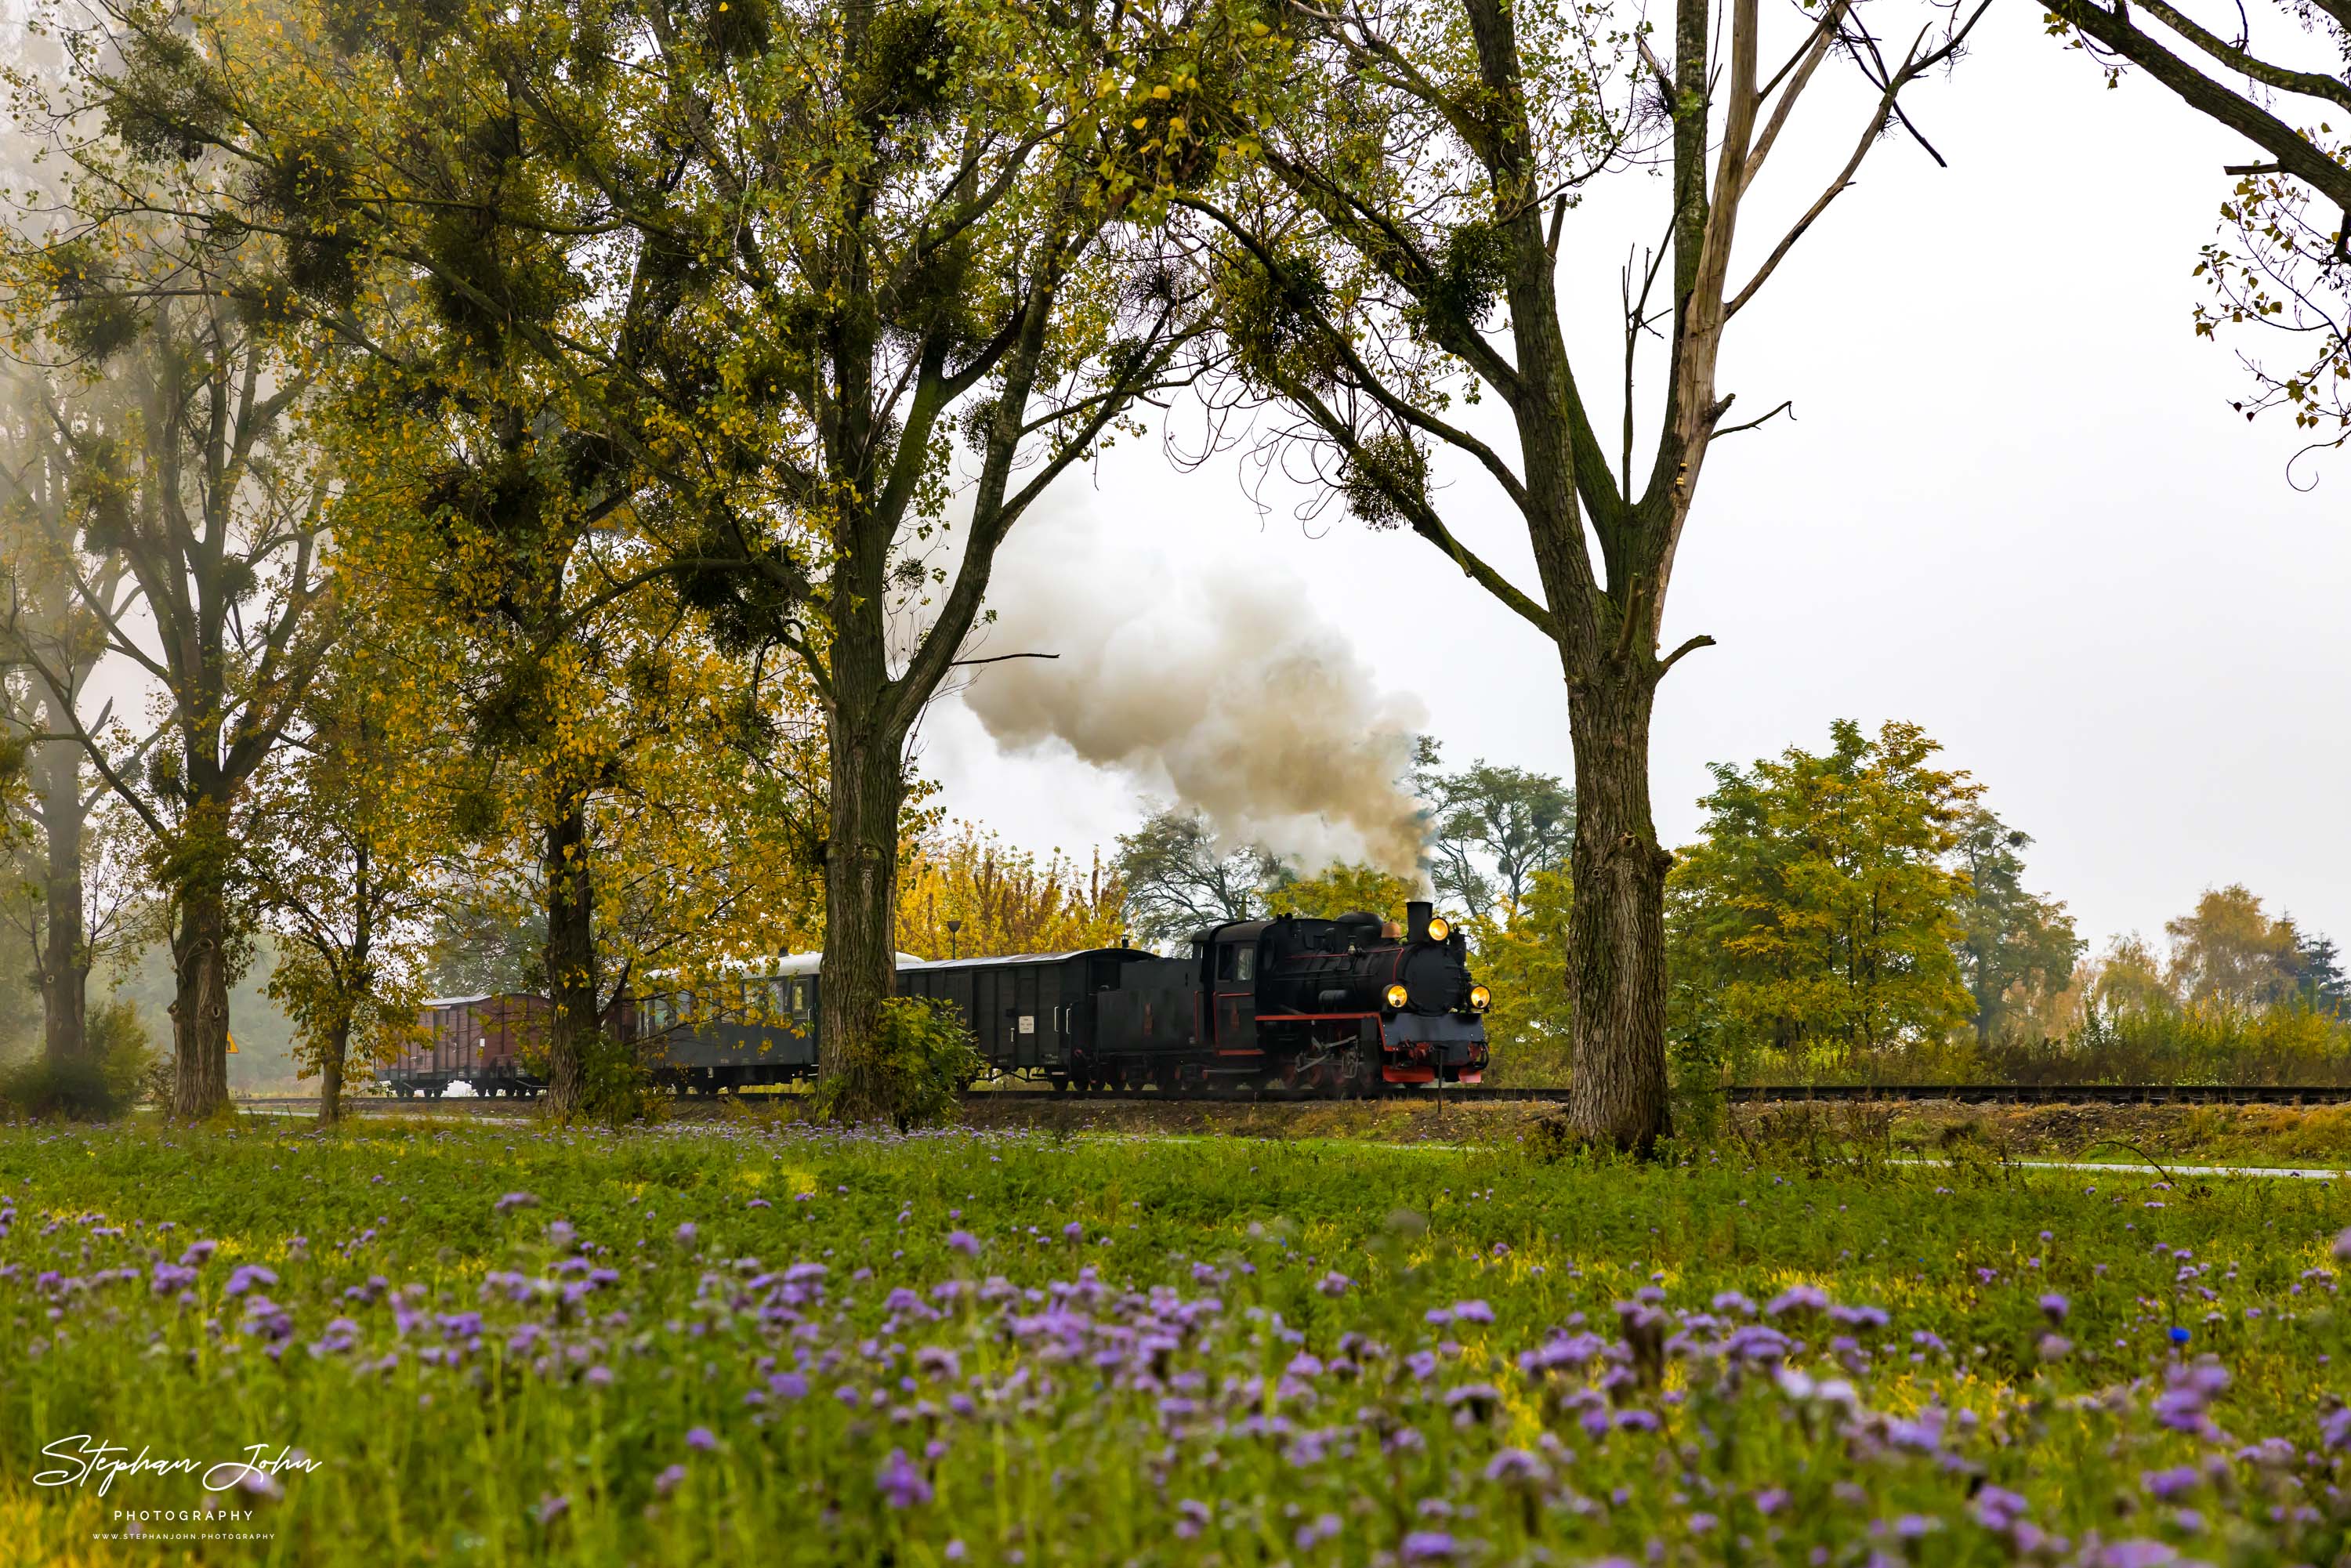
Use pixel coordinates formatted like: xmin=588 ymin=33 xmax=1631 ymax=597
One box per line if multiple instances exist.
xmin=1899 ymin=1157 xmax=2348 ymax=1181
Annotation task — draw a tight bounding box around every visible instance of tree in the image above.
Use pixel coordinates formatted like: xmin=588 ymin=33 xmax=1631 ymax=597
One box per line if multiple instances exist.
xmin=1413 ymin=738 xmax=1573 ymax=914
xmin=2291 ymin=927 xmax=2350 ymax=1017
xmin=1190 ymin=0 xmax=1984 ymax=1150
xmin=1266 ymin=860 xmax=1415 ymax=922
xmin=332 ymin=398 xmax=832 ymax=1114
xmin=2042 ymin=0 xmax=2351 ymax=455
xmin=1114 ymin=807 xmax=1283 ymax=951
xmin=898 ymin=824 xmax=1127 ymax=960
xmin=248 ymin=636 xmax=440 ymax=1125
xmin=1465 ymin=868 xmax=1574 ymax=1084
xmin=2090 ymin=932 xmax=2176 ymax=1021
xmin=1952 ymin=807 xmax=2082 ymax=1045
xmin=2164 ymin=883 xmax=2302 ymax=1010
xmin=71 ymin=0 xmax=1239 ymax=1120
xmin=425 ymin=892 xmax=545 ymax=1000
xmin=1669 ymin=720 xmax=1980 ymax=1075
xmin=0 ymin=218 xmax=335 ymax=1119
xmin=0 ymin=362 xmax=127 ymax=1070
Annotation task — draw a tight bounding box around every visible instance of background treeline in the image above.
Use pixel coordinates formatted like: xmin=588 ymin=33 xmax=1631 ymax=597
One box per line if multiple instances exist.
xmin=1076 ymin=720 xmax=2351 ymax=1089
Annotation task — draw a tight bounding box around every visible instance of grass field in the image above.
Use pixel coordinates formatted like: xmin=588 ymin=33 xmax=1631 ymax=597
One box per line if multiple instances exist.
xmin=2 ymin=1114 xmax=2349 ymax=1565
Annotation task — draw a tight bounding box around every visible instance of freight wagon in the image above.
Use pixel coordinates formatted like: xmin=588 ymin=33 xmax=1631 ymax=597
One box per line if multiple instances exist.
xmin=383 ymin=994 xmax=552 ymax=1099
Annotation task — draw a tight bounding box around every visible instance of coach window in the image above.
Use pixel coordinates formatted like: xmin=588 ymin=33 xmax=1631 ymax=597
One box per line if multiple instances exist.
xmin=790 ymin=980 xmax=810 ymax=1021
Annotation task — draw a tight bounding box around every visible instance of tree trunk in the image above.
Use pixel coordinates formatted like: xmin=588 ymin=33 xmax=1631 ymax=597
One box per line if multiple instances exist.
xmin=542 ymin=794 xmax=597 ymax=1117
xmin=1563 ymin=669 xmax=1673 ymax=1154
xmin=817 ymin=709 xmax=906 ymax=1121
xmin=169 ymin=879 xmax=234 ymax=1119
xmin=34 ymin=732 xmax=86 ymax=1068
xmin=317 ymin=1013 xmax=350 ymax=1126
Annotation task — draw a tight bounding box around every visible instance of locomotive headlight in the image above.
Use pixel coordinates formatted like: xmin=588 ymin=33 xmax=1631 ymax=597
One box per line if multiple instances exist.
xmin=1383 ymin=983 xmax=1409 ymax=1010
xmin=1469 ymin=984 xmax=1491 ymax=1012
xmin=1425 ymin=916 xmax=1450 ymax=943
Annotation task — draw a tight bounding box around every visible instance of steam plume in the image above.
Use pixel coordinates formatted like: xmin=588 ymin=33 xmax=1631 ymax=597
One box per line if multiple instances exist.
xmin=958 ymin=502 xmax=1428 ymax=878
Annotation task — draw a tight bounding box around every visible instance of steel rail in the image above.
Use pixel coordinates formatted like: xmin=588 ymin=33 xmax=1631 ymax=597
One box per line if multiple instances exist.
xmin=226 ymin=1083 xmax=2351 ymax=1113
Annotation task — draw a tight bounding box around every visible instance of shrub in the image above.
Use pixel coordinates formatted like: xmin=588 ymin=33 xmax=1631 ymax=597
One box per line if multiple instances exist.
xmin=578 ymin=1028 xmax=667 ymax=1127
xmin=0 ymin=1001 xmax=157 ymax=1120
xmin=815 ymin=996 xmax=980 ymax=1129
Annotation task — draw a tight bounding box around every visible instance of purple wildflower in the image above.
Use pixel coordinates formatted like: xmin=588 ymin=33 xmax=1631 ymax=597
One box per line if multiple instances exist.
xmin=686 ymin=1426 xmax=716 ymax=1452
xmin=876 ymin=1449 xmax=932 ymax=1508
xmin=495 ymin=1193 xmax=538 ymax=1213
xmin=1766 ymin=1284 xmax=1828 ymax=1316
xmin=1483 ymin=1448 xmax=1549 ymax=1485
xmin=947 ymin=1230 xmax=980 ymax=1256
xmin=225 ymin=1265 xmax=278 ymax=1298
xmin=654 ymin=1465 xmax=686 ymax=1498
xmin=1401 ymin=1530 xmax=1459 ymax=1562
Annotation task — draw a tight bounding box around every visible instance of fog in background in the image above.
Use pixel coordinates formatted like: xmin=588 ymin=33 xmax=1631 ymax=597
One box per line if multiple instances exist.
xmin=926 ymin=5 xmax=2349 ymax=952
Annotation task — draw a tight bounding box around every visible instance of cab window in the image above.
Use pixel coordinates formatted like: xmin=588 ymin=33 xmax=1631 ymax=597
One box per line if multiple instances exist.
xmin=1236 ymin=947 xmax=1255 ymax=982
xmin=1218 ymin=943 xmax=1237 ymax=981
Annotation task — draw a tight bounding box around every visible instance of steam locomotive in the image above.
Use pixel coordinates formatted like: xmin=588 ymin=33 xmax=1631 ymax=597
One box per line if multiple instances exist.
xmin=382 ymin=900 xmax=1489 ymax=1099
xmin=1071 ymin=899 xmax=1491 ymax=1093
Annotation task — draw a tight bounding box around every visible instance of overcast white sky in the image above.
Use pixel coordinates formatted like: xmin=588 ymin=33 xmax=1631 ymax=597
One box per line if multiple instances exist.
xmin=918 ymin=3 xmax=2351 ymax=957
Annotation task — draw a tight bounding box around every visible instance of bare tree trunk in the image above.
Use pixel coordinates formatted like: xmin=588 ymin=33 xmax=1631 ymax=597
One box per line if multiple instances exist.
xmin=34 ymin=731 xmax=86 ymax=1068
xmin=317 ymin=1014 xmax=350 ymax=1126
xmin=169 ymin=881 xmax=232 ymax=1118
xmin=1564 ymin=671 xmax=1673 ymax=1154
xmin=817 ymin=704 xmax=906 ymax=1121
xmin=542 ymin=795 xmax=596 ymax=1117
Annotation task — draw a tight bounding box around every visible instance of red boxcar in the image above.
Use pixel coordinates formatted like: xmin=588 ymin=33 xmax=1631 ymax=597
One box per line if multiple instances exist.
xmin=382 ymin=994 xmax=551 ymax=1099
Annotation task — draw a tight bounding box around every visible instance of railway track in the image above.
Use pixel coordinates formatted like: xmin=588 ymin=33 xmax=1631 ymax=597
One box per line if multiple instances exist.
xmin=228 ymin=1082 xmax=2351 ymax=1114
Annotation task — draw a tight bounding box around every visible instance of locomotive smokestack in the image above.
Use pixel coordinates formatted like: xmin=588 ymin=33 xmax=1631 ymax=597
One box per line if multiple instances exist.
xmin=1407 ymin=900 xmax=1434 ymax=943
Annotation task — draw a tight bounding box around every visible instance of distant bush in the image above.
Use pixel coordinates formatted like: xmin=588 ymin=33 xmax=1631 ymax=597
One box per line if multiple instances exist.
xmin=1984 ymin=999 xmax=2351 ymax=1086
xmin=0 ymin=1001 xmax=158 ymax=1120
xmin=815 ymin=997 xmax=980 ymax=1130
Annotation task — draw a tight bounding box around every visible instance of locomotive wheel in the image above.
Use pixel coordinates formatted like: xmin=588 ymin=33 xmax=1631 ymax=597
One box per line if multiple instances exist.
xmin=1332 ymin=1045 xmax=1371 ymax=1100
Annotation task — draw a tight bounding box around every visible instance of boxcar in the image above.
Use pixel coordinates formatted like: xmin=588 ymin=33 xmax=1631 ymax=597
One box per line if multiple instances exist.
xmin=383 ymin=994 xmax=551 ymax=1099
